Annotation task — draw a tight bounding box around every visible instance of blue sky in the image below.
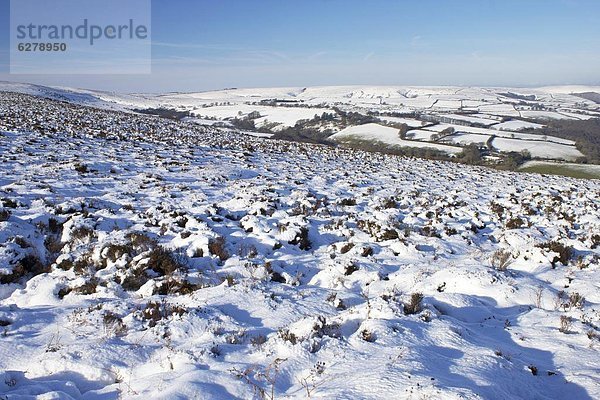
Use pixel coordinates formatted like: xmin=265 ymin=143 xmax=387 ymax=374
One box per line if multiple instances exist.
xmin=1 ymin=0 xmax=599 ymax=92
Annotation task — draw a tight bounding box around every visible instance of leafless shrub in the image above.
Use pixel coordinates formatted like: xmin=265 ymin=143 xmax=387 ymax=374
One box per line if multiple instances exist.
xmin=569 ymin=292 xmax=585 ymax=309
xmin=250 ymin=334 xmax=267 ymax=348
xmin=13 ymin=236 xmax=30 ymax=248
xmin=0 ymin=254 xmax=49 ymax=284
xmin=122 ymin=204 xmax=135 ymax=211
xmin=338 ymin=198 xmax=356 ymax=206
xmin=327 ymin=292 xmax=346 ymax=310
xmin=159 ymin=224 xmax=168 ymax=235
xmin=298 ymin=362 xmax=327 ymax=398
xmin=445 ymin=226 xmax=458 ymax=236
xmin=228 ymin=328 xmax=253 ymax=348
xmin=0 ymin=209 xmax=10 ymax=222
xmin=56 ymin=257 xmax=74 ymax=271
xmin=361 ymin=246 xmax=374 ymax=257
xmin=47 ymin=217 xmax=62 ymax=234
xmin=554 ymin=290 xmax=567 ymax=310
xmin=231 ymin=358 xmax=286 ymax=400
xmin=559 ymin=315 xmax=573 ymax=334
xmin=343 ymin=262 xmax=359 ymax=276
xmin=141 ymin=300 xmax=187 ymax=328
xmin=1 ymin=198 xmax=18 ymax=208
xmin=323 ymin=218 xmax=345 ymax=232
xmin=208 ymin=236 xmax=229 ymax=261
xmin=575 ymin=256 xmax=588 ymax=270
xmin=505 ymin=217 xmax=525 ymax=229
xmin=45 ymin=332 xmax=62 ymax=353
xmin=339 ymin=242 xmax=354 ymax=254
xmin=120 ymin=269 xmax=150 ymax=291
xmin=103 ymin=311 xmax=127 ymax=337
xmin=73 ymin=162 xmax=89 ymax=173
xmin=288 ymin=227 xmax=312 ymax=250
xmin=360 ymin=329 xmax=375 ymax=342
xmin=71 ymin=278 xmax=98 ymax=296
xmin=528 ymin=365 xmax=538 ymax=376
xmin=591 ymin=234 xmax=600 ymax=249
xmin=357 ymin=219 xmax=398 ymax=242
xmin=174 ymin=215 xmax=189 ymax=228
xmin=494 ymin=349 xmax=511 ymax=361
xmin=269 ymin=265 xmax=286 ymax=283
xmin=381 ymin=197 xmax=397 ymax=209
xmin=532 ymin=286 xmax=544 ymax=308
xmin=537 ymin=241 xmax=573 ymax=267
xmin=155 ymin=277 xmax=203 ymax=295
xmin=147 ymin=246 xmax=186 ymax=276
xmin=420 ymin=309 xmax=433 ymax=322
xmin=490 ymin=201 xmax=505 ymax=217
xmin=238 ymin=243 xmax=258 ymax=258
xmin=278 ymin=329 xmax=298 ymax=345
xmin=490 ymin=249 xmax=513 ymax=271
xmin=103 ymin=243 xmax=132 ymax=263
xmin=125 ymin=231 xmax=156 ymax=251
xmin=71 ymin=226 xmax=94 ymax=243
xmin=420 ymin=225 xmax=440 ymax=238
xmin=221 ymin=274 xmax=236 ymax=286
xmin=44 ymin=235 xmax=63 ymax=254
xmin=404 ymin=292 xmax=424 ymax=315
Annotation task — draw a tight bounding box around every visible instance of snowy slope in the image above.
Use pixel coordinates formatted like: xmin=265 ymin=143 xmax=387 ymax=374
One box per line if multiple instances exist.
xmin=1 ymin=92 xmax=599 ymax=399
xmin=0 ymin=81 xmax=156 ymax=111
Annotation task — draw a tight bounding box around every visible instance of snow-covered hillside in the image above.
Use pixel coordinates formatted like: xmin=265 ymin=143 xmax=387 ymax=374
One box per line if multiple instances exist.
xmin=2 ymin=81 xmax=598 ymax=162
xmin=3 ymin=82 xmax=599 ymax=117
xmin=0 ymin=90 xmax=599 ymax=399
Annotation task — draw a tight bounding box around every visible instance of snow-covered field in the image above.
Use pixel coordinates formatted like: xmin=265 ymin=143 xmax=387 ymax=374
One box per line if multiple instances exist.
xmin=518 ymin=110 xmax=592 ymax=121
xmin=377 ymin=116 xmax=425 ymax=128
xmin=0 ymin=91 xmax=599 ymax=399
xmin=492 ymin=120 xmax=545 ymax=132
xmin=447 ymin=133 xmax=491 ymax=146
xmin=189 ymin=105 xmax=334 ymax=130
xmin=434 ymin=113 xmax=501 ymax=127
xmin=519 ymin=161 xmax=600 ymax=180
xmin=491 ymin=138 xmax=584 ymax=161
xmin=330 ymin=123 xmax=463 ymax=154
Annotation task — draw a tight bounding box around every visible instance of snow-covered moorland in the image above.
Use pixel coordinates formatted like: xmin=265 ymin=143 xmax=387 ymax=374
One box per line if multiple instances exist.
xmin=0 ymin=92 xmax=599 ymax=399
xmin=2 ymin=81 xmax=600 ymax=162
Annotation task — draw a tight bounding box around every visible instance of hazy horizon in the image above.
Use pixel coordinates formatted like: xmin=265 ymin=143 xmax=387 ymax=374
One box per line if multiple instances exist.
xmin=4 ymin=78 xmax=600 ymax=95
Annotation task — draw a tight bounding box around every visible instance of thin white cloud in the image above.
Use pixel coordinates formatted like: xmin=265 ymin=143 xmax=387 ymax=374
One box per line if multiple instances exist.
xmin=307 ymin=51 xmax=328 ymax=61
